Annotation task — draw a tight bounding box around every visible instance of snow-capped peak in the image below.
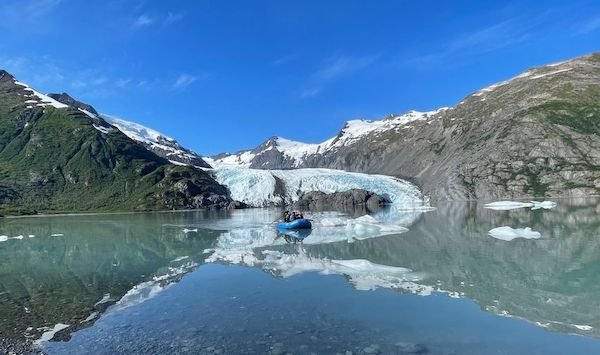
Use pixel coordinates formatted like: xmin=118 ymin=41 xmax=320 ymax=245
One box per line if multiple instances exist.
xmin=100 ymin=114 xmax=210 ymax=168
xmin=209 ymin=108 xmax=447 ymax=169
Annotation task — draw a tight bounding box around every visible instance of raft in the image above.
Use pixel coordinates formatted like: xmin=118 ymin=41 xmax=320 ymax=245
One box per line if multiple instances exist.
xmin=277 ymin=218 xmax=312 ymax=230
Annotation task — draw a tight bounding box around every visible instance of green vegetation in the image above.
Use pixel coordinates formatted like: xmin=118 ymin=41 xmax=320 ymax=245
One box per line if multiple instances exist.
xmin=0 ymin=82 xmax=230 ymax=215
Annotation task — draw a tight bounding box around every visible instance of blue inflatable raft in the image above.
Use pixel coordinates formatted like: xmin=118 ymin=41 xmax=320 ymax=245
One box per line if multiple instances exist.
xmin=277 ymin=218 xmax=312 ymax=230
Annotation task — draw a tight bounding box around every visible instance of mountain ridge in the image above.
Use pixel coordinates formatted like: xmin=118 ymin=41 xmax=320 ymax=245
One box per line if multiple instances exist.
xmin=209 ymin=53 xmax=600 ymax=201
xmin=0 ymin=70 xmax=231 ymax=214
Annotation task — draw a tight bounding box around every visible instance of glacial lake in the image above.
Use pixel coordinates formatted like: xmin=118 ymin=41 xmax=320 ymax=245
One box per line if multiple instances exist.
xmin=1 ymin=198 xmax=599 ymax=354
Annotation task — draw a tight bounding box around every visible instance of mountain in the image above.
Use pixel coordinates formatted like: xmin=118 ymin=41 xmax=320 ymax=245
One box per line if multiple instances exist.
xmin=208 ymin=110 xmax=444 ymax=169
xmin=211 ymin=53 xmax=600 ymax=201
xmin=0 ymin=70 xmax=231 ymax=214
xmin=47 ymin=94 xmax=211 ymax=168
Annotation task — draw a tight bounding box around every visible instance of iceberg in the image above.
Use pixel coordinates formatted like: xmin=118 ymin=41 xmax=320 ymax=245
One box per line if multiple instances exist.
xmin=488 ymin=226 xmax=542 ymax=241
xmin=484 ymin=200 xmax=557 ymax=211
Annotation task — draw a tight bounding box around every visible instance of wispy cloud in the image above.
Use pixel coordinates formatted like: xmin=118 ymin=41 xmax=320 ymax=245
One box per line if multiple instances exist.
xmin=132 ymin=12 xmax=185 ymax=29
xmin=0 ymin=0 xmax=63 ymax=31
xmin=313 ymin=55 xmax=379 ymax=81
xmin=164 ymin=12 xmax=185 ymax=25
xmin=577 ymin=15 xmax=600 ymax=34
xmin=299 ymin=87 xmax=322 ymax=98
xmin=273 ymin=54 xmax=297 ymax=66
xmin=298 ymin=54 xmax=379 ymax=99
xmin=172 ymin=73 xmax=198 ymax=89
xmin=132 ymin=14 xmax=155 ymax=27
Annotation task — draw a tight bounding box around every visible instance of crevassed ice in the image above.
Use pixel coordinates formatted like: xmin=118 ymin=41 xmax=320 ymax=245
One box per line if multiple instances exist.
xmin=212 ymin=167 xmax=428 ymax=209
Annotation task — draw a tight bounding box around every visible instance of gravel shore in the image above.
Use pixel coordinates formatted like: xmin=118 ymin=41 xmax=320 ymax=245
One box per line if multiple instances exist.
xmin=0 ymin=338 xmax=45 ymax=355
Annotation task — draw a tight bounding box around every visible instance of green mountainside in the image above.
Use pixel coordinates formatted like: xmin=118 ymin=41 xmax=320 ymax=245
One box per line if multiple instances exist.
xmin=0 ymin=70 xmax=231 ymax=215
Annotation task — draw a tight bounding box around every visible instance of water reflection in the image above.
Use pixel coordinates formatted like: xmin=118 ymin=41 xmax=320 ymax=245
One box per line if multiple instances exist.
xmin=1 ymin=197 xmax=599 ymax=349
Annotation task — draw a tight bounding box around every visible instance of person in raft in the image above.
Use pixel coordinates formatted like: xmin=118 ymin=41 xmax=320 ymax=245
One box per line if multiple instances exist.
xmin=291 ymin=211 xmax=304 ymax=220
xmin=283 ymin=210 xmax=291 ymax=222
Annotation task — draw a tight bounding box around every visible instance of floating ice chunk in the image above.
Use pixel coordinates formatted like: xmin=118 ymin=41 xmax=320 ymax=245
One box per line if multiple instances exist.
xmin=81 ymin=312 xmax=99 ymax=323
xmin=35 ymin=323 xmax=70 ymax=345
xmin=0 ymin=235 xmax=8 ymax=242
xmin=94 ymin=293 xmax=112 ymax=306
xmin=485 ymin=201 xmax=533 ymax=210
xmin=484 ymin=200 xmax=557 ymax=211
xmin=13 ymin=235 xmax=24 ymax=240
xmin=488 ymin=226 xmax=542 ymax=241
xmin=531 ymin=201 xmax=557 ymax=210
xmin=183 ymin=228 xmax=198 ymax=233
xmin=28 ymin=234 xmax=35 ymax=238
xmin=50 ymin=233 xmax=64 ymax=237
xmin=574 ymin=325 xmax=593 ymax=331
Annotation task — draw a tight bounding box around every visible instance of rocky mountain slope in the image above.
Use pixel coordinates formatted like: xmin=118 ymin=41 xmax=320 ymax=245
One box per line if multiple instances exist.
xmin=212 ymin=53 xmax=600 ymax=201
xmin=0 ymin=70 xmax=231 ymax=214
xmin=47 ymin=93 xmax=211 ymax=168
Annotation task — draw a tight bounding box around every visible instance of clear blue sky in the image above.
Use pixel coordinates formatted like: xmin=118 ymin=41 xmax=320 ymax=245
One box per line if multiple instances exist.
xmin=1 ymin=0 xmax=599 ymax=155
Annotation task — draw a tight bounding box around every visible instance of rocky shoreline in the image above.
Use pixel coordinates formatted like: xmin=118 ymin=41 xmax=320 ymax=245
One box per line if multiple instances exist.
xmin=0 ymin=337 xmax=44 ymax=355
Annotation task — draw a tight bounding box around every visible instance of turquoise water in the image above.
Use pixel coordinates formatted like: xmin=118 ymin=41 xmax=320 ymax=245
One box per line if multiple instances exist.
xmin=0 ymin=198 xmax=598 ymax=354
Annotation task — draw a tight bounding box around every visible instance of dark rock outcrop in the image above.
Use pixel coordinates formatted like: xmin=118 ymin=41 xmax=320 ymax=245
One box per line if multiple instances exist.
xmin=292 ymin=189 xmax=389 ymax=212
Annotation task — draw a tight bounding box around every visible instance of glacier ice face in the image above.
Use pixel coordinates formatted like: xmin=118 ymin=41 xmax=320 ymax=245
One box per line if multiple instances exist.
xmin=211 ymin=166 xmax=429 ymax=209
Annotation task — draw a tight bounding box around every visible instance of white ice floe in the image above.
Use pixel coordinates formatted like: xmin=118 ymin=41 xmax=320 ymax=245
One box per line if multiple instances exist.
xmin=488 ymin=226 xmax=542 ymax=241
xmin=484 ymin=200 xmax=557 ymax=211
xmin=81 ymin=312 xmax=99 ymax=323
xmin=50 ymin=233 xmax=64 ymax=237
xmin=182 ymin=228 xmax=198 ymax=233
xmin=94 ymin=293 xmax=112 ymax=306
xmin=35 ymin=323 xmax=70 ymax=345
xmin=211 ymin=166 xmax=429 ymax=209
xmin=0 ymin=235 xmax=8 ymax=242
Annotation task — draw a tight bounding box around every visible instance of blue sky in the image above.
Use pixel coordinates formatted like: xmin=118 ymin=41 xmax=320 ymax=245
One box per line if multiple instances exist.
xmin=1 ymin=0 xmax=600 ymax=155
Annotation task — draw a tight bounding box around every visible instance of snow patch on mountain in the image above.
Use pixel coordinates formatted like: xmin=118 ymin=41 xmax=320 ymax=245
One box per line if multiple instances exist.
xmin=13 ymin=80 xmax=68 ymax=109
xmin=100 ymin=114 xmax=210 ymax=167
xmin=209 ymin=109 xmax=448 ymax=168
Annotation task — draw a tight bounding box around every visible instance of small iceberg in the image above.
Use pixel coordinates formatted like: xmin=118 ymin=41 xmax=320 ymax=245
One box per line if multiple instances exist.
xmin=183 ymin=228 xmax=198 ymax=233
xmin=50 ymin=233 xmax=64 ymax=237
xmin=0 ymin=235 xmax=8 ymax=242
xmin=484 ymin=200 xmax=556 ymax=211
xmin=35 ymin=323 xmax=70 ymax=345
xmin=488 ymin=226 xmax=542 ymax=241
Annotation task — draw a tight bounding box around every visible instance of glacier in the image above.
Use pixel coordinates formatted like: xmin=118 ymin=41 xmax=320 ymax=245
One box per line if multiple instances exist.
xmin=209 ymin=166 xmax=429 ymax=209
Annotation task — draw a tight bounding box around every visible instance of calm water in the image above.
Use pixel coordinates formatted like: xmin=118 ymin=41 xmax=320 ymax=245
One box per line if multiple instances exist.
xmin=0 ymin=198 xmax=599 ymax=354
